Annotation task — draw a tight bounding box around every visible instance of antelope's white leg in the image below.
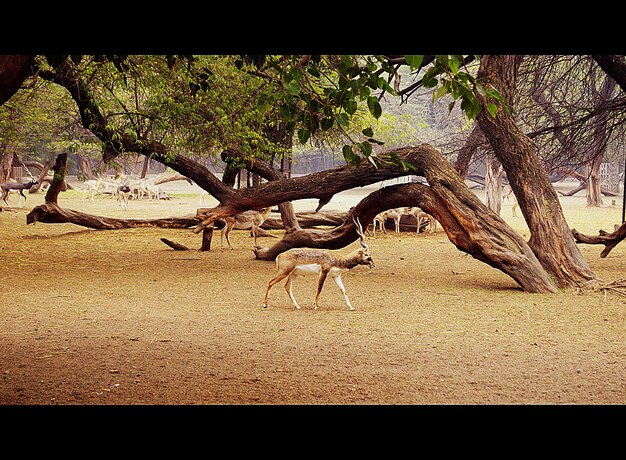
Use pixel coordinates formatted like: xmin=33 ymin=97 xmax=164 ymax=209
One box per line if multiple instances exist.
xmin=332 ymin=274 xmax=355 ymax=311
xmin=284 ymin=273 xmax=301 ymax=309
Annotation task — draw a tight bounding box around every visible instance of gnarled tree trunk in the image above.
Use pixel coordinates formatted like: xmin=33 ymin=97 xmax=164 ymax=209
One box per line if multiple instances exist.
xmin=476 ymin=55 xmax=598 ymax=289
xmin=243 ymin=144 xmax=558 ymax=293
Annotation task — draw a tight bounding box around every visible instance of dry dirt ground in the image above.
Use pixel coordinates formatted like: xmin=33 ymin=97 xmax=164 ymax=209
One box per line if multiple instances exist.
xmin=0 ymin=179 xmax=624 ymax=407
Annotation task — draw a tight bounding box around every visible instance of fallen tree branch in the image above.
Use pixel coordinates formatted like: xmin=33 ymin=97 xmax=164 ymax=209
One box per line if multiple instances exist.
xmin=602 ymin=278 xmax=626 ymax=298
xmin=26 ymin=153 xmax=201 ymax=230
xmin=572 ymin=222 xmax=626 ymax=258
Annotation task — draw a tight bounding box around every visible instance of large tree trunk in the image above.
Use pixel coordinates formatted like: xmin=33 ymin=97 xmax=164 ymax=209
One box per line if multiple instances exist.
xmin=476 ymin=55 xmax=598 ymax=289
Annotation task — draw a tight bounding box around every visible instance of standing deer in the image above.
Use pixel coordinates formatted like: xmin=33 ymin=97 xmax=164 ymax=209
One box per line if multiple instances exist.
xmin=262 ymin=217 xmax=375 ymax=311
xmin=221 ymin=207 xmax=275 ymax=249
xmin=1 ymin=179 xmax=38 ymax=208
xmin=115 ymin=184 xmax=131 ymax=211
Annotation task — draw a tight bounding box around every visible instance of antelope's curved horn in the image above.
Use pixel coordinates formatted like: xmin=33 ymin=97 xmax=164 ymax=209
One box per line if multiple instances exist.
xmin=352 ymin=216 xmax=369 ymax=251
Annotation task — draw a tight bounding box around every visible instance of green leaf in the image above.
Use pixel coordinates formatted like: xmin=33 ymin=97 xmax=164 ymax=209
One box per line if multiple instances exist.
xmin=405 ymin=55 xmax=424 ymax=70
xmin=342 ymin=145 xmax=360 ymax=165
xmin=343 ymin=99 xmax=358 ymax=115
xmin=284 ymin=80 xmax=301 ymax=96
xmin=367 ymin=96 xmax=382 ymax=119
xmin=297 ymin=128 xmax=310 ymax=144
xmin=336 ymin=113 xmax=349 ymax=126
xmin=362 ymin=127 xmax=374 ymax=137
xmin=486 ymin=103 xmax=498 ymax=118
xmin=358 ymin=141 xmax=372 ymax=157
xmin=320 ymin=117 xmax=334 ymax=131
xmin=448 ymin=55 xmax=462 ymax=74
xmin=422 ymin=72 xmax=439 ymax=88
xmin=433 ymin=83 xmax=449 ymax=102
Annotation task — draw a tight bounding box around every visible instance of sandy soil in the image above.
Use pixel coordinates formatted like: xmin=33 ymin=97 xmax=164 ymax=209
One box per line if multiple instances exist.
xmin=0 ymin=179 xmax=624 ymax=405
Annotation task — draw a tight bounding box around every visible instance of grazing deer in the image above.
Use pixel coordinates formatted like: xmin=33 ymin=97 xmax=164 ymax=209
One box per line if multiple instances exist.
xmin=371 ymin=208 xmax=403 ymax=235
xmin=1 ymin=179 xmax=38 ymax=208
xmin=262 ymin=217 xmax=375 ymax=311
xmin=404 ymin=206 xmax=437 ymax=233
xmin=221 ymin=207 xmax=274 ymax=249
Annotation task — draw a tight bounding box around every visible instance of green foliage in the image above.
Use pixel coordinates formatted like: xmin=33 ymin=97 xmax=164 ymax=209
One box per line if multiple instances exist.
xmin=3 ymin=54 xmax=508 ymax=178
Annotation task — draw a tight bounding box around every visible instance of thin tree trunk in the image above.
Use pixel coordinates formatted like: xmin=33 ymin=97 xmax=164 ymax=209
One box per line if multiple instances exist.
xmin=454 ymin=124 xmax=484 ymax=178
xmin=141 ymin=156 xmax=150 ymax=179
xmin=585 ymin=75 xmax=616 ymax=207
xmin=485 ymin=156 xmax=503 ymax=215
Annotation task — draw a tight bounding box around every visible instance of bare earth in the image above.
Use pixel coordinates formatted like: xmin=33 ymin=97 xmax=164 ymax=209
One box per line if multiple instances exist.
xmin=0 ymin=179 xmax=624 ymax=406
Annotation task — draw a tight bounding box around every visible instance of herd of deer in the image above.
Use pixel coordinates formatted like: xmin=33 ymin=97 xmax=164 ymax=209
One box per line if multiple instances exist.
xmin=371 ymin=207 xmax=437 ymax=235
xmin=81 ymin=175 xmax=169 ymax=210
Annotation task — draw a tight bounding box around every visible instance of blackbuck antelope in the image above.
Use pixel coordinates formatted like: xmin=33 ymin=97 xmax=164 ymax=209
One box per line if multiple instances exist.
xmin=1 ymin=179 xmax=38 ymax=208
xmin=263 ymin=217 xmax=375 ymax=311
xmin=222 ymin=207 xmax=274 ymax=249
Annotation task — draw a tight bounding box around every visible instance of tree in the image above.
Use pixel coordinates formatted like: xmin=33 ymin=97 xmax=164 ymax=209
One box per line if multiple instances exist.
xmin=475 ymin=55 xmax=598 ymax=289
xmin=3 ymin=54 xmax=624 ymax=292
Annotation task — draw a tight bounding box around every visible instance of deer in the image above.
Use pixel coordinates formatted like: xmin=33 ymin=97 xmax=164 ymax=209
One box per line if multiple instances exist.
xmin=221 ymin=207 xmax=275 ymax=249
xmin=403 ymin=207 xmax=437 ymax=234
xmin=385 ymin=208 xmax=403 ymax=233
xmin=1 ymin=178 xmax=38 ymax=208
xmin=371 ymin=211 xmax=387 ymax=235
xmin=370 ymin=208 xmax=403 ymax=235
xmin=115 ymin=184 xmax=131 ymax=210
xmin=262 ymin=216 xmax=375 ymax=311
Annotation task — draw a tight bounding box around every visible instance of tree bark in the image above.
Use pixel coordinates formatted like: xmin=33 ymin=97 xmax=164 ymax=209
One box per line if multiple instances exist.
xmin=476 ymin=55 xmax=598 ymax=289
